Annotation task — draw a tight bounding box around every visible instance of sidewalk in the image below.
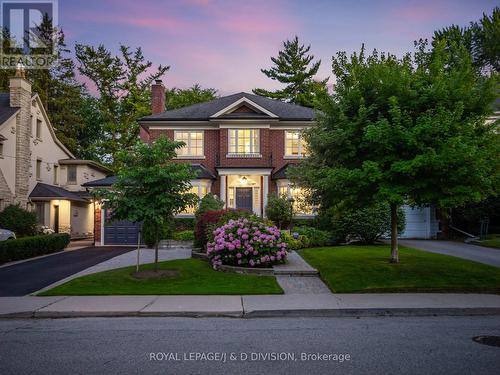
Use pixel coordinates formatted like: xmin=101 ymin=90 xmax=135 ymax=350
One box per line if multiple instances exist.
xmin=2 ymin=293 xmax=500 ymax=318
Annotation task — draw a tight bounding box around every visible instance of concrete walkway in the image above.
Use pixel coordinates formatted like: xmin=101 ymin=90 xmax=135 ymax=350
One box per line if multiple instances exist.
xmin=1 ymin=293 xmax=500 ymax=318
xmin=34 ymin=248 xmax=192 ymax=294
xmin=400 ymin=240 xmax=500 ymax=268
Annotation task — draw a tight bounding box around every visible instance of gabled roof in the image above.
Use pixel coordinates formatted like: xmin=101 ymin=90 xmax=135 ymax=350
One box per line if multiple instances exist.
xmin=82 ymin=164 xmax=216 ymax=187
xmin=140 ymin=92 xmax=315 ymax=122
xmin=0 ymin=93 xmax=19 ymax=125
xmin=29 ymin=183 xmax=89 ymax=202
xmin=272 ymin=163 xmax=291 ymax=180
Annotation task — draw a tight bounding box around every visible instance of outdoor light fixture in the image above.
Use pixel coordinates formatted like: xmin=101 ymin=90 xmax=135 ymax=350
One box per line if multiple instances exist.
xmin=239 ymin=176 xmax=248 ymax=185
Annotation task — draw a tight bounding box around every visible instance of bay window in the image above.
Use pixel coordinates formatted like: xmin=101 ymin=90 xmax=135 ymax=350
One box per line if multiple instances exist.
xmin=285 ymin=130 xmax=308 ymax=158
xmin=228 ymin=129 xmax=260 ymax=156
xmin=277 ymin=181 xmax=314 ymax=215
xmin=174 ymin=131 xmax=204 ymax=157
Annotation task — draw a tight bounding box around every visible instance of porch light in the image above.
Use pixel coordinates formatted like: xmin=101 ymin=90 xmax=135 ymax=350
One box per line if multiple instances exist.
xmin=239 ymin=176 xmax=248 ymax=186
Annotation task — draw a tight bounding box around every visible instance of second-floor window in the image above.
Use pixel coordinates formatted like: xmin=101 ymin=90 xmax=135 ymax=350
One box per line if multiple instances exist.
xmin=174 ymin=131 xmax=204 ymax=157
xmin=36 ymin=119 xmax=42 ymax=139
xmin=67 ymin=165 xmax=77 ymax=184
xmin=285 ymin=130 xmax=308 ymax=157
xmin=36 ymin=159 xmax=42 ymax=180
xmin=228 ymin=129 xmax=260 ymax=155
xmin=53 ymin=165 xmax=59 ymax=184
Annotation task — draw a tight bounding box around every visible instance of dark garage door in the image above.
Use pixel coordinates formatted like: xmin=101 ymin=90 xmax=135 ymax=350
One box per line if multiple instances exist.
xmin=103 ymin=209 xmax=142 ymax=245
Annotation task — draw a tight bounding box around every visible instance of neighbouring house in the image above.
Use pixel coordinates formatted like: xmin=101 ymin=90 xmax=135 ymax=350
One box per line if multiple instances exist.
xmin=0 ymin=68 xmax=111 ymax=239
xmin=86 ymin=79 xmax=440 ymax=245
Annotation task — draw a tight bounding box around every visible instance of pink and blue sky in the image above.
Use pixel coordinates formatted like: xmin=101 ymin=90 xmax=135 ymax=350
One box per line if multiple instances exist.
xmin=61 ymin=0 xmax=498 ymax=95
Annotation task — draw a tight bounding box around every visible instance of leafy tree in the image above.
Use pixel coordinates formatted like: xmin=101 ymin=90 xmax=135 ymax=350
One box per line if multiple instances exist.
xmin=253 ymin=36 xmax=328 ymax=107
xmin=98 ymin=136 xmax=197 ymax=271
xmin=166 ymin=84 xmax=218 ymax=110
xmin=195 ymin=193 xmax=224 ymax=219
xmin=0 ymin=15 xmax=87 ymax=156
xmin=0 ymin=204 xmax=38 ymax=237
xmin=265 ymin=193 xmax=292 ymax=229
xmin=290 ymin=42 xmax=499 ymax=263
xmin=75 ymin=44 xmax=169 ymax=165
xmin=433 ymin=7 xmax=500 ymax=73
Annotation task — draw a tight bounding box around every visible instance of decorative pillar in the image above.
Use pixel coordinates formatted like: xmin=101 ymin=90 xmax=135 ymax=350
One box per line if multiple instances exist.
xmin=262 ymin=175 xmax=269 ymax=217
xmin=220 ymin=175 xmax=226 ymax=208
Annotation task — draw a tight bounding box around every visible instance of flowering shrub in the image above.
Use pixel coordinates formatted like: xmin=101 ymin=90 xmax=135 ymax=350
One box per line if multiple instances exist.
xmin=39 ymin=226 xmax=55 ymax=235
xmin=207 ymin=218 xmax=287 ymax=268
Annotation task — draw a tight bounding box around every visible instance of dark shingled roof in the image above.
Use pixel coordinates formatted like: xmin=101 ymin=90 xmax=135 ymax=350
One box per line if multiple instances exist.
xmin=29 ymin=183 xmax=89 ymax=202
xmin=0 ymin=93 xmax=19 ymax=125
xmin=272 ymin=163 xmax=292 ymax=180
xmin=140 ymin=92 xmax=315 ymax=121
xmin=82 ymin=164 xmax=215 ymax=187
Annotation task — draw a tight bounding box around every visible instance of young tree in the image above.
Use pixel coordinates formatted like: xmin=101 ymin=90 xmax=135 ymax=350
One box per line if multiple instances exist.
xmin=289 ymin=42 xmax=499 ymax=263
xmin=253 ymin=36 xmax=328 ymax=107
xmin=98 ymin=136 xmax=198 ymax=271
xmin=75 ymin=44 xmax=169 ymax=165
xmin=165 ymin=84 xmax=218 ymax=110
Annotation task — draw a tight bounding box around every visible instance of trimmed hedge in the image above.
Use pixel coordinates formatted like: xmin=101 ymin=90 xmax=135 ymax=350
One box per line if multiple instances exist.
xmin=172 ymin=230 xmax=195 ymax=241
xmin=0 ymin=233 xmax=70 ymax=263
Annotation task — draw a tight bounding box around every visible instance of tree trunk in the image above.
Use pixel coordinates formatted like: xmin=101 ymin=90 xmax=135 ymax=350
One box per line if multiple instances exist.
xmin=390 ymin=203 xmax=399 ymax=263
xmin=153 ymin=225 xmax=159 ymax=272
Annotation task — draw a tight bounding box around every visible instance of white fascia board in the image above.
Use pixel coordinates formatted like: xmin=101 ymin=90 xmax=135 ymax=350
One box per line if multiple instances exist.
xmin=210 ymin=97 xmax=278 ymax=118
xmin=218 ymin=123 xmax=271 ymax=129
xmin=217 ymin=168 xmax=273 ymax=176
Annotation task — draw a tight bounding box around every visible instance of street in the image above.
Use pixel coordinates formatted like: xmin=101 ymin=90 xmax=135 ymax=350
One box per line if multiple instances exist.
xmin=1 ymin=316 xmax=499 ymax=374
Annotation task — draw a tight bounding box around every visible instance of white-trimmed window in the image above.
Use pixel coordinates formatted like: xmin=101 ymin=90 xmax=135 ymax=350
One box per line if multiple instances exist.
xmin=228 ymin=129 xmax=260 ymax=155
xmin=179 ymin=182 xmax=210 ymax=215
xmin=277 ymin=181 xmax=314 ymax=215
xmin=174 ymin=131 xmax=204 ymax=157
xmin=285 ymin=130 xmax=308 ymax=158
xmin=67 ymin=165 xmax=77 ymax=184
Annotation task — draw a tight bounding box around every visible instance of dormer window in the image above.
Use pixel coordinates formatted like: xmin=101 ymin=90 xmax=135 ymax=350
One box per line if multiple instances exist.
xmin=67 ymin=165 xmax=77 ymax=184
xmin=174 ymin=131 xmax=204 ymax=157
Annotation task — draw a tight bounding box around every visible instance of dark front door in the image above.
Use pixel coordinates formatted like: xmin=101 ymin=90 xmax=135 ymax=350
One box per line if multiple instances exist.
xmin=54 ymin=205 xmax=59 ymax=233
xmin=236 ymin=188 xmax=253 ymax=212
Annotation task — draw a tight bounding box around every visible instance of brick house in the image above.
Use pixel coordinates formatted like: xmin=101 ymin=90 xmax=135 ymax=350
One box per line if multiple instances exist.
xmin=141 ymin=80 xmax=315 ymax=217
xmin=87 ymin=80 xmax=440 ymax=245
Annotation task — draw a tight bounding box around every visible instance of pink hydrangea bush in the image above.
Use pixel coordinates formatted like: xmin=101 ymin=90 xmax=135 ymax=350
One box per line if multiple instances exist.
xmin=207 ymin=218 xmax=287 ymax=269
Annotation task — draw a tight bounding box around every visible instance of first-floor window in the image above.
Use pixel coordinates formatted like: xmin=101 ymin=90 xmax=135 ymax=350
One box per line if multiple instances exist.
xmin=35 ymin=202 xmax=45 ymax=224
xmin=278 ymin=182 xmax=314 ymax=215
xmin=180 ymin=183 xmax=209 ymax=214
xmin=228 ymin=129 xmax=260 ymax=155
xmin=174 ymin=131 xmax=204 ymax=157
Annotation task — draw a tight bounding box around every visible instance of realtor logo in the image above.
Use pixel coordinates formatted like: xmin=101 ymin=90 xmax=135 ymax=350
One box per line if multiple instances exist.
xmin=0 ymin=0 xmax=58 ymax=69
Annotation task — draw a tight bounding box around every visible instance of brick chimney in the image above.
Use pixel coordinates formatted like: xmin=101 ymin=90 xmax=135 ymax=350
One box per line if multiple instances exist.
xmin=10 ymin=64 xmax=32 ymax=208
xmin=151 ymin=79 xmax=165 ymax=114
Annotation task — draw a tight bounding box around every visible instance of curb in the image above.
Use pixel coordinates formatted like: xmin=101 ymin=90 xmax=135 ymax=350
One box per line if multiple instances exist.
xmin=2 ymin=307 xmax=500 ymax=319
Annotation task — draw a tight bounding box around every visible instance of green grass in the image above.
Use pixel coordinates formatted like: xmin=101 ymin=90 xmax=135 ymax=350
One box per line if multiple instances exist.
xmin=300 ymin=245 xmax=500 ymax=293
xmin=478 ymin=234 xmax=500 ymax=249
xmin=39 ymin=258 xmax=283 ymax=296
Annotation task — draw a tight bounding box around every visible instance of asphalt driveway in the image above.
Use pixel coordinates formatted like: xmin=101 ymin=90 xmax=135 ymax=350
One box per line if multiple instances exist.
xmin=400 ymin=240 xmax=500 ymax=268
xmin=0 ymin=247 xmax=133 ymax=296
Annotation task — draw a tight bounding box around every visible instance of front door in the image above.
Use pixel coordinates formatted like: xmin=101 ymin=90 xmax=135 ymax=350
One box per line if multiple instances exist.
xmin=54 ymin=205 xmax=59 ymax=233
xmin=235 ymin=187 xmax=253 ymax=212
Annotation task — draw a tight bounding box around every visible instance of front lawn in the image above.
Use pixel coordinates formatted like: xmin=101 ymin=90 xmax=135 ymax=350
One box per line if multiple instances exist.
xmin=477 ymin=234 xmax=500 ymax=249
xmin=300 ymin=245 xmax=500 ymax=293
xmin=39 ymin=258 xmax=283 ymax=295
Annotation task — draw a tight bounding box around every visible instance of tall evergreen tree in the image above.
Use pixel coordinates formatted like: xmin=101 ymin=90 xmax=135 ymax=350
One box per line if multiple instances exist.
xmin=253 ymin=36 xmax=328 ymax=107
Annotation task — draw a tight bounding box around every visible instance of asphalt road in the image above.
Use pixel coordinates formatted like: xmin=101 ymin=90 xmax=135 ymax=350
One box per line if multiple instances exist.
xmin=0 ymin=316 xmax=499 ymax=374
xmin=0 ymin=247 xmax=132 ymax=296
xmin=400 ymin=240 xmax=500 ymax=267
